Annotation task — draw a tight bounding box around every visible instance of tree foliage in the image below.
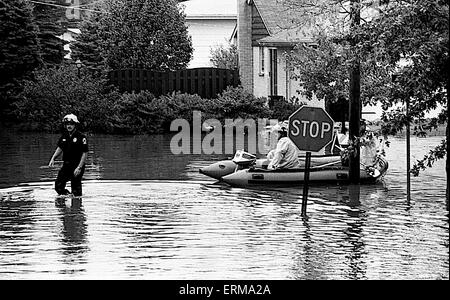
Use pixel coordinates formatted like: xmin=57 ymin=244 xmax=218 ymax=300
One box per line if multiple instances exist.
xmin=72 ymin=0 xmax=193 ymax=71
xmin=283 ymin=0 xmax=449 ymax=176
xmin=0 ymin=0 xmax=42 ymax=116
xmin=70 ymin=4 xmax=106 ymax=75
xmin=286 ymin=34 xmax=349 ymax=105
xmin=210 ymin=42 xmax=239 ymax=70
xmin=354 ymin=0 xmax=448 ymax=175
xmin=356 ymin=1 xmax=448 ymax=112
xmin=31 ymin=0 xmax=69 ymax=65
xmin=14 ymin=63 xmax=121 ymax=132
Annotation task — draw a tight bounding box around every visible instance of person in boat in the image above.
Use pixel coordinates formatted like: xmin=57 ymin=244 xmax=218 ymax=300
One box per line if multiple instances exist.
xmin=340 ymin=119 xmax=381 ymax=167
xmin=48 ymin=114 xmax=88 ymax=197
xmin=359 ymin=119 xmax=383 ymax=166
xmin=267 ymin=121 xmax=301 ymax=170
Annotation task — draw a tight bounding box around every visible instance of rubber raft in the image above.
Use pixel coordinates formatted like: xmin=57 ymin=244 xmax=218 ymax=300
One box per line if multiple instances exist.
xmin=199 ymin=151 xmax=389 ymax=187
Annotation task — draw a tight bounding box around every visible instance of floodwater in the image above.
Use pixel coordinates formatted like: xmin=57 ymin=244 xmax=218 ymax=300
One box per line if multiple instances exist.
xmin=0 ymin=127 xmax=448 ymax=280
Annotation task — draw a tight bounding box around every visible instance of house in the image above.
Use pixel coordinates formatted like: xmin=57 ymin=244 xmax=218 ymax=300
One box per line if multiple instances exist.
xmin=236 ymin=0 xmax=324 ymax=107
xmin=181 ymin=0 xmax=237 ymax=68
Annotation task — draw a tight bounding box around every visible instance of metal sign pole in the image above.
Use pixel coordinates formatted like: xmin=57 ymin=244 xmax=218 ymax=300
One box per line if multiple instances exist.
xmin=301 ymin=151 xmax=311 ymax=216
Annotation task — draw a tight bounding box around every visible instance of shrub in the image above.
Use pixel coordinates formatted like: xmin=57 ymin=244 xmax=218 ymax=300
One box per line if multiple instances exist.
xmin=109 ymin=91 xmax=172 ymax=134
xmin=209 ymin=43 xmax=239 ymax=70
xmin=160 ymin=92 xmax=210 ymax=124
xmin=211 ymin=86 xmax=270 ymax=121
xmin=14 ymin=63 xmax=120 ymax=133
xmin=269 ymin=96 xmax=304 ymax=121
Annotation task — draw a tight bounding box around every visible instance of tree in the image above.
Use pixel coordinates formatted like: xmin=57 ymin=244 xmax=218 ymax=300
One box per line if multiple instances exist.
xmin=73 ymin=0 xmax=193 ymax=71
xmin=210 ymin=42 xmax=239 ymax=70
xmin=70 ymin=3 xmax=106 ymax=75
xmin=0 ymin=0 xmax=42 ymax=117
xmin=14 ymin=63 xmax=121 ymax=133
xmin=356 ymin=0 xmax=448 ymax=202
xmin=32 ymin=0 xmax=69 ymax=65
xmin=286 ymin=32 xmax=393 ymax=126
xmin=356 ymin=1 xmax=448 ymax=131
xmin=287 ymin=34 xmax=348 ymax=104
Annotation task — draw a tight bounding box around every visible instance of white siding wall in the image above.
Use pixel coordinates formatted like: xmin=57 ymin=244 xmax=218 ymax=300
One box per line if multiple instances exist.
xmin=186 ymin=19 xmax=237 ymax=68
xmin=252 ymin=46 xmax=325 ymax=109
xmin=253 ymin=47 xmax=269 ymax=98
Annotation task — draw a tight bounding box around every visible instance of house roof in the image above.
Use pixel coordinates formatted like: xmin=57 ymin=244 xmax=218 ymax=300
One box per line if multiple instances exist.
xmin=257 ymin=29 xmax=314 ymax=47
xmin=253 ymin=0 xmax=299 ymax=35
xmin=181 ymin=0 xmax=237 ymax=19
xmin=252 ymin=0 xmax=313 ymax=46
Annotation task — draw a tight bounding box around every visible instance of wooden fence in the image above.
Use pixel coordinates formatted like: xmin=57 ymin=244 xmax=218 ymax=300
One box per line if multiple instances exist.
xmin=109 ymin=68 xmax=240 ymax=99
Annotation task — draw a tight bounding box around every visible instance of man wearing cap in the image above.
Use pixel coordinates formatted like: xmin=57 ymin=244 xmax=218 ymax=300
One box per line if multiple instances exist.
xmin=267 ymin=121 xmax=301 ymax=169
xmin=48 ymin=114 xmax=88 ymax=197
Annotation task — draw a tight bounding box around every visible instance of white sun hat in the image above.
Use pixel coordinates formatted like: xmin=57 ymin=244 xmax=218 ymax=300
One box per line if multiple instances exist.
xmin=62 ymin=113 xmax=79 ymax=123
xmin=271 ymin=120 xmax=289 ymax=132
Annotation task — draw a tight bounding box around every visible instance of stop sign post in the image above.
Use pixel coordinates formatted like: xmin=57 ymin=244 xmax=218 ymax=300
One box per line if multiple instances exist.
xmin=288 ymin=106 xmax=335 ymax=216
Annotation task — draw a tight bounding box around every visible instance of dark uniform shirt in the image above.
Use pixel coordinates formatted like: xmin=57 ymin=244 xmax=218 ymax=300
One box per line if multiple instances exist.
xmin=57 ymin=130 xmax=88 ymax=164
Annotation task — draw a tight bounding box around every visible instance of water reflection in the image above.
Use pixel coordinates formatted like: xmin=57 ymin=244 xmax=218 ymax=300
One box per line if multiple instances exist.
xmin=287 ymin=184 xmax=366 ymax=279
xmin=55 ymin=198 xmax=89 ymax=273
xmin=0 ymin=188 xmax=36 ymax=240
xmin=342 ymin=185 xmax=367 ymax=280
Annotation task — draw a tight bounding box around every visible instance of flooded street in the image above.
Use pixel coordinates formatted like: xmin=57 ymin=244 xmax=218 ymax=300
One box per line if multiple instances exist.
xmin=0 ymin=128 xmax=448 ymax=279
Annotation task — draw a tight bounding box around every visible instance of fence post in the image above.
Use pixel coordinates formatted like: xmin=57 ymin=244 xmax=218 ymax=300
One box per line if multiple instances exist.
xmin=168 ymin=71 xmax=174 ymax=92
xmin=139 ymin=69 xmax=144 ymax=92
xmin=182 ymin=69 xmax=188 ymax=94
xmin=162 ymin=71 xmax=168 ymax=95
xmin=205 ymin=68 xmax=211 ymax=99
xmin=211 ymin=68 xmax=217 ymax=98
xmin=175 ymin=70 xmax=181 ymax=92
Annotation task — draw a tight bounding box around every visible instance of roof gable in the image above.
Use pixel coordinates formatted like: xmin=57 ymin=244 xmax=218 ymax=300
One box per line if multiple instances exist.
xmin=253 ymin=0 xmax=299 ymax=35
xmin=252 ymin=0 xmax=314 ymax=46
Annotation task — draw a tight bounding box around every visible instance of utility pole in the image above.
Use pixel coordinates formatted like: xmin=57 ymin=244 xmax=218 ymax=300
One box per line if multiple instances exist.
xmin=349 ymin=0 xmax=361 ymax=183
xmin=447 ymin=57 xmax=449 ymax=210
xmin=406 ymin=98 xmax=411 ymax=203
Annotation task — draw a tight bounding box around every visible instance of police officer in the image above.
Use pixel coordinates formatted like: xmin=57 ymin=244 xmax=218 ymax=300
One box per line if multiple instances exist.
xmin=48 ymin=114 xmax=88 ymax=197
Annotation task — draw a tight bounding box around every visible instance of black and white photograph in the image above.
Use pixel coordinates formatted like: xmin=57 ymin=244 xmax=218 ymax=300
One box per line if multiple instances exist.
xmin=0 ymin=0 xmax=448 ymax=286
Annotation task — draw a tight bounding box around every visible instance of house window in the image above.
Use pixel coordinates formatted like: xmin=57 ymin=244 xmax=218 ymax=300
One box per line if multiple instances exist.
xmin=269 ymin=48 xmax=278 ymax=96
xmin=259 ymin=47 xmax=265 ymax=76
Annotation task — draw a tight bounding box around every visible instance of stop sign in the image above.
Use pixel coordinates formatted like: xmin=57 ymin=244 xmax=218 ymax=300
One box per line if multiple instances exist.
xmin=288 ymin=106 xmax=334 ymax=152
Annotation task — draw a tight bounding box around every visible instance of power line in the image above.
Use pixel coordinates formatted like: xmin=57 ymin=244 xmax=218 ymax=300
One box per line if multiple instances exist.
xmin=27 ymin=0 xmax=107 ymax=14
xmin=66 ymin=0 xmax=105 ymax=9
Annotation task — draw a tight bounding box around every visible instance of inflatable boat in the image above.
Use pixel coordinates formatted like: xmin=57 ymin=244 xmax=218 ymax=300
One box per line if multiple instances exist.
xmin=200 ymin=150 xmax=388 ymax=187
xmin=199 ymin=150 xmax=343 ymax=181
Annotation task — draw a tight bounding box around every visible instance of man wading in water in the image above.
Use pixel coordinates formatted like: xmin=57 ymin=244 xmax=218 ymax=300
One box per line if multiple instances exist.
xmin=48 ymin=114 xmax=88 ymax=197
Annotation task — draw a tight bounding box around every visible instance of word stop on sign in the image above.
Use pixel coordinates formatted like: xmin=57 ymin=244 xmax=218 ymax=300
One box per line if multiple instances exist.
xmin=289 ymin=120 xmax=332 ymax=138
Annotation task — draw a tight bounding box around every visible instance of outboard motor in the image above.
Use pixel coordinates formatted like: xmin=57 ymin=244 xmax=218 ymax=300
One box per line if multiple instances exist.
xmin=232 ymin=150 xmax=257 ymax=171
